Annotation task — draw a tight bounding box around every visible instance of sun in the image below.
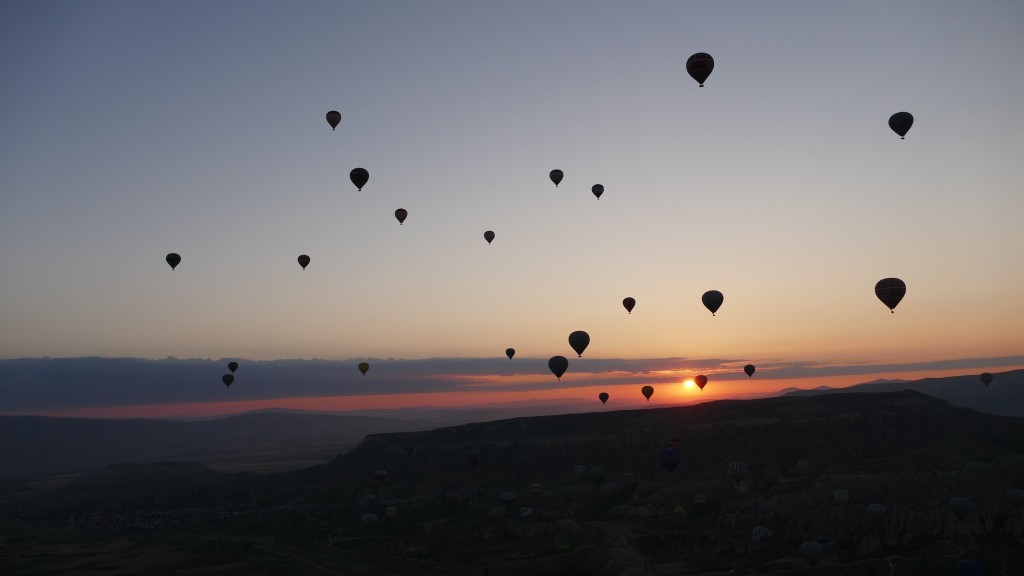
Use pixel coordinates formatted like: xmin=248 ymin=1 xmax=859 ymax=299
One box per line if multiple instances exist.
xmin=683 ymin=379 xmax=695 ymax=389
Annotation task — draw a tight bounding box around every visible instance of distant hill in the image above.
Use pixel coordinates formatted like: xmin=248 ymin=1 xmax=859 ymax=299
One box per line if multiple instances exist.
xmin=783 ymin=368 xmax=1024 ymax=416
xmin=0 ymin=411 xmax=438 ymax=478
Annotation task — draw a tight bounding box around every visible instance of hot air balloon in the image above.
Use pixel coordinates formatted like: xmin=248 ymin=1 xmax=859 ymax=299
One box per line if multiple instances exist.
xmin=549 ymin=169 xmax=563 ymax=187
xmin=530 ymin=483 xmax=543 ymax=494
xmin=867 ymin=503 xmax=887 ymax=523
xmin=875 ymin=278 xmax=906 ymax=312
xmin=641 ymin=385 xmax=654 ymax=400
xmin=980 ymin=372 xmax=993 ymax=386
xmin=374 ymin=469 xmax=388 ymax=485
xmin=500 ymin=491 xmax=516 ymax=505
xmin=1007 ymin=488 xmax=1024 ymax=509
xmin=950 ymin=497 xmax=975 ymax=520
xmin=686 ymin=52 xmax=714 ymax=87
xmin=702 ymin=290 xmax=723 ymax=316
xmin=622 ymin=297 xmax=635 ymax=314
xmin=752 ymin=526 xmax=772 ymax=544
xmin=350 ymin=168 xmax=369 ymax=190
xmin=660 ymin=448 xmax=679 ymax=471
xmin=833 ymin=489 xmax=850 ymax=503
xmin=358 ymin=362 xmax=369 ymax=375
xmin=221 ymin=374 xmax=234 ymax=387
xmin=385 ymin=506 xmax=398 ymax=519
xmin=574 ymin=464 xmax=586 ymax=475
xmin=673 ymin=506 xmax=687 ymax=520
xmin=395 ymin=208 xmax=407 ymax=225
xmin=165 ymin=253 xmax=181 ymax=270
xmin=505 ymin=348 xmax=515 ymax=360
xmin=360 ymin=513 xmax=378 ymax=525
xmin=888 ymin=112 xmax=913 ymax=139
xmin=549 ymin=356 xmax=568 ymax=380
xmin=466 ymin=449 xmax=482 ymax=469
xmin=599 ymin=392 xmax=609 ymax=404
xmin=568 ymin=331 xmax=590 ymax=357
xmin=326 ymin=110 xmax=341 ymax=130
xmin=484 ymin=230 xmax=495 ymax=244
xmin=744 ymin=364 xmax=755 ymax=378
xmin=955 ymin=560 xmax=984 ymax=576
xmin=592 ymin=184 xmax=604 ymax=199
xmin=587 ymin=466 xmax=606 ymax=487
xmin=227 ymin=362 xmax=238 ymax=373
xmin=695 ymin=375 xmax=708 ymax=390
xmin=799 ymin=541 xmax=823 ymax=567
xmin=297 ymin=254 xmax=310 ymax=270
xmin=728 ymin=460 xmax=747 ymax=482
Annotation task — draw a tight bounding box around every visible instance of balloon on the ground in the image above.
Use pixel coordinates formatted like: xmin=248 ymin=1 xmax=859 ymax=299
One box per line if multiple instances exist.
xmin=875 ymin=278 xmax=906 ymax=312
xmin=799 ymin=541 xmax=823 ymax=567
xmin=1007 ymin=488 xmax=1024 ymax=509
xmin=374 ymin=469 xmax=388 ymax=484
xmin=950 ymin=497 xmax=975 ymax=520
xmin=867 ymin=503 xmax=887 ymax=523
xmin=955 ymin=560 xmax=984 ymax=576
xmin=686 ymin=52 xmax=714 ymax=86
xmin=568 ymin=331 xmax=590 ymax=357
xmin=888 ymin=112 xmax=914 ymax=139
xmin=752 ymin=526 xmax=772 ymax=544
xmin=548 ymin=356 xmax=568 ymax=380
xmin=350 ymin=168 xmax=369 ymax=190
xmin=660 ymin=448 xmax=679 ymax=471
xmin=326 ymin=110 xmax=341 ymax=130
xmin=466 ymin=449 xmax=481 ymax=469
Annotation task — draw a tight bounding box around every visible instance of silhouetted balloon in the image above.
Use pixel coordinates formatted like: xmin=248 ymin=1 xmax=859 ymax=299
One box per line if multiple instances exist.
xmin=358 ymin=362 xmax=369 ymax=375
xmin=574 ymin=464 xmax=586 ymax=475
xmin=385 ymin=506 xmax=398 ymax=519
xmin=955 ymin=560 xmax=984 ymax=576
xmin=500 ymin=491 xmax=516 ymax=505
xmin=1006 ymin=488 xmax=1024 ymax=509
xmin=227 ymin=362 xmax=238 ymax=373
xmin=799 ymin=541 xmax=823 ymax=567
xmin=484 ymin=230 xmax=495 ymax=244
xmin=950 ymin=497 xmax=975 ymax=520
xmin=702 ymin=290 xmax=723 ymax=315
xmin=505 ymin=348 xmax=515 ymax=360
xmin=641 ymin=385 xmax=654 ymax=400
xmin=395 ymin=208 xmax=407 ymax=225
xmin=875 ymin=278 xmax=906 ymax=312
xmin=686 ymin=52 xmax=714 ymax=87
xmin=752 ymin=526 xmax=772 ymax=544
xmin=549 ymin=169 xmax=563 ymax=187
xmin=833 ymin=489 xmax=850 ymax=503
xmin=728 ymin=460 xmax=747 ymax=481
xmin=695 ymin=375 xmax=708 ymax=390
xmin=888 ymin=112 xmax=913 ymax=139
xmin=221 ymin=374 xmax=233 ymax=387
xmin=374 ymin=469 xmax=388 ymax=485
xmin=867 ymin=503 xmax=887 ymax=523
xmin=548 ymin=356 xmax=568 ymax=380
xmin=297 ymin=255 xmax=310 ymax=270
xmin=530 ymin=483 xmax=543 ymax=494
xmin=360 ymin=513 xmax=378 ymax=524
xmin=739 ymin=365 xmax=754 ymax=379
xmin=599 ymin=392 xmax=609 ymax=404
xmin=326 ymin=110 xmax=341 ymax=130
xmin=568 ymin=331 xmax=590 ymax=357
xmin=660 ymin=448 xmax=679 ymax=471
xmin=623 ymin=297 xmax=635 ymax=314
xmin=673 ymin=505 xmax=687 ymax=520
xmin=592 ymin=184 xmax=604 ymax=199
xmin=466 ymin=449 xmax=481 ymax=469
xmin=980 ymin=372 xmax=993 ymax=386
xmin=165 ymin=253 xmax=181 ymax=270
xmin=587 ymin=466 xmax=606 ymax=487
xmin=350 ymin=168 xmax=369 ymax=190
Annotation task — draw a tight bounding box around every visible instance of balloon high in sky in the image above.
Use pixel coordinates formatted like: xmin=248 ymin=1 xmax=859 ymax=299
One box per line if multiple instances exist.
xmin=1 ymin=1 xmax=1022 ymax=414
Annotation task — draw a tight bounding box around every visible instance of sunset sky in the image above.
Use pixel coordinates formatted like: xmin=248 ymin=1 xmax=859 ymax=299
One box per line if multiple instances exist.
xmin=2 ymin=1 xmax=1022 ymax=417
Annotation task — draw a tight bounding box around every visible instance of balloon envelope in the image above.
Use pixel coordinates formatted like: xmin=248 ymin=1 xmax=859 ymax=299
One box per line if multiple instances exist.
xmin=221 ymin=374 xmax=234 ymax=387
xmin=165 ymin=253 xmax=181 ymax=270
xmin=350 ymin=168 xmax=369 ymax=190
xmin=358 ymin=362 xmax=370 ymax=375
xmin=867 ymin=503 xmax=887 ymax=523
xmin=799 ymin=541 xmax=823 ymax=566
xmin=466 ymin=449 xmax=482 ymax=469
xmin=568 ymin=331 xmax=590 ymax=357
xmin=955 ymin=560 xmax=984 ymax=576
xmin=702 ymin=290 xmax=724 ymax=315
xmin=980 ymin=372 xmax=993 ymax=386
xmin=395 ymin=208 xmax=407 ymax=224
xmin=875 ymin=278 xmax=906 ymax=312
xmin=505 ymin=348 xmax=515 ymax=360
xmin=484 ymin=230 xmax=495 ymax=244
xmin=641 ymin=385 xmax=654 ymax=400
xmin=744 ymin=364 xmax=755 ymax=378
xmin=227 ymin=362 xmax=238 ymax=373
xmin=888 ymin=112 xmax=913 ymax=139
xmin=549 ymin=169 xmax=563 ymax=187
xmin=592 ymin=184 xmax=604 ymax=199
xmin=695 ymin=375 xmax=708 ymax=390
xmin=599 ymin=392 xmax=609 ymax=404
xmin=1007 ymin=488 xmax=1024 ymax=509
xmin=297 ymin=254 xmax=310 ymax=269
xmin=950 ymin=497 xmax=974 ymax=520
xmin=660 ymin=448 xmax=679 ymax=471
xmin=686 ymin=52 xmax=714 ymax=86
xmin=326 ymin=110 xmax=341 ymax=130
xmin=752 ymin=526 xmax=772 ymax=544
xmin=548 ymin=356 xmax=568 ymax=380
xmin=622 ymin=297 xmax=635 ymax=314
xmin=374 ymin=469 xmax=388 ymax=484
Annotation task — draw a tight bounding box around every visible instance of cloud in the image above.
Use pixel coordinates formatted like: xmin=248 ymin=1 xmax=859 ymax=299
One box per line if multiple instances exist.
xmin=1 ymin=355 xmax=1022 ymax=413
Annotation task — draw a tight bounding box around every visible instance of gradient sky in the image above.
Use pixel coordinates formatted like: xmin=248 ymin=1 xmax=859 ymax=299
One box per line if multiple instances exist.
xmin=1 ymin=2 xmax=1022 ymax=415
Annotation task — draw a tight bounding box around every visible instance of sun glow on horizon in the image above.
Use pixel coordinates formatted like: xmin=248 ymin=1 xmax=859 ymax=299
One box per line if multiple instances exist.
xmin=683 ymin=379 xmax=695 ymax=390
